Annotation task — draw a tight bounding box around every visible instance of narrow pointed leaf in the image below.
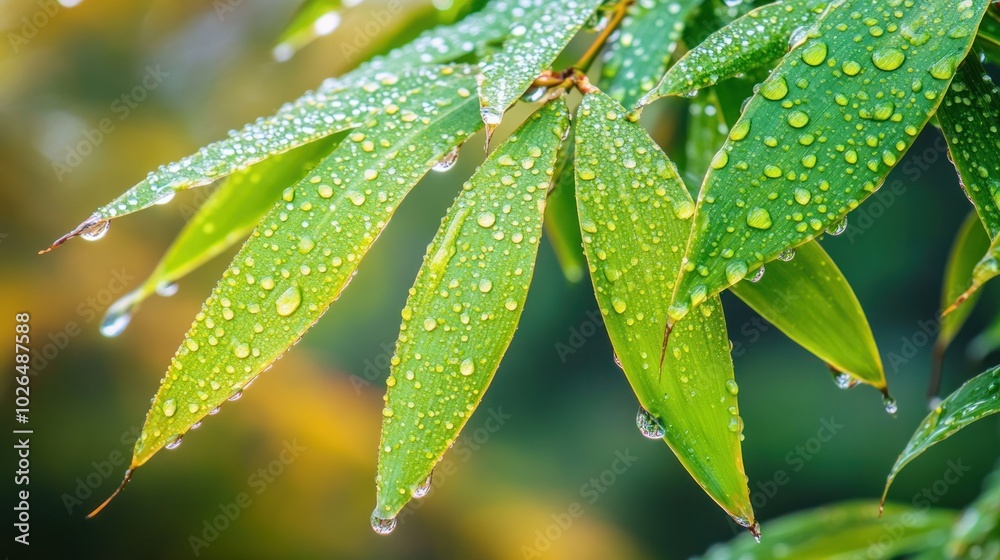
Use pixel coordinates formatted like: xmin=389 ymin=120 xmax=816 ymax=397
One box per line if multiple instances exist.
xmin=543 ymin=131 xmax=586 ymax=282
xmin=104 ymin=134 xmax=343 ymax=333
xmin=933 ymin=212 xmax=991 ymax=384
xmin=600 ymin=0 xmax=700 ymax=108
xmin=968 ymin=311 xmax=1000 ymax=363
xmin=946 ymin=234 xmax=1000 ymax=316
xmin=685 ymin=89 xmax=733 ymax=187
xmin=476 ymin=0 xmax=603 ymax=124
xmin=938 ymin=53 xmax=1000 ymax=240
xmin=698 ymin=501 xmax=956 ymax=560
xmin=274 ymin=0 xmax=344 ymax=57
xmin=883 ymin=365 xmax=1000 ymax=504
xmin=576 ymin=90 xmax=754 ymax=528
xmin=639 ymin=0 xmax=830 ymax=106
xmin=669 ymin=0 xmax=992 ymax=324
xmin=375 ymin=100 xmax=569 ymax=520
xmin=131 ymin=66 xmax=483 ymax=468
xmin=729 ymin=241 xmax=886 ymax=390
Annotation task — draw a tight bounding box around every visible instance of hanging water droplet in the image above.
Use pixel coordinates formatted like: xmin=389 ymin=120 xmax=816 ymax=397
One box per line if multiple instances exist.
xmin=613 ymin=353 xmax=623 ymax=369
xmin=636 ymin=407 xmax=666 ymax=439
xmin=153 ymin=189 xmax=176 ymax=205
xmin=275 ymin=285 xmax=302 ymax=316
xmin=165 ymin=435 xmax=183 ymax=450
xmin=433 ymin=146 xmax=461 ymax=172
xmin=370 ymin=510 xmax=397 ymax=535
xmin=777 ymin=249 xmax=796 ymax=262
xmin=412 ymin=474 xmax=433 ymax=498
xmin=100 ymin=292 xmax=138 ymax=338
xmin=81 ymin=219 xmax=111 ymax=241
xmin=208 ymin=406 xmax=222 ymax=415
xmin=883 ymin=395 xmax=898 ymax=415
xmin=228 ymin=390 xmax=243 ymax=402
xmin=833 ymin=372 xmax=858 ymax=390
xmin=749 ymin=266 xmax=765 ymax=283
xmin=520 ymin=86 xmax=548 ymax=103
xmin=155 ymin=281 xmax=179 ymax=297
xmin=190 ymin=420 xmax=203 ymax=430
xmin=750 ymin=522 xmax=761 ymax=543
xmin=826 ymin=217 xmax=848 ymax=236
xmin=480 ymin=106 xmax=502 ymax=126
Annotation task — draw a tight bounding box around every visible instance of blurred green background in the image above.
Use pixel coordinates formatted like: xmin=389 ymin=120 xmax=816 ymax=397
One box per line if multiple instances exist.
xmin=1 ymin=1 xmax=999 ymax=558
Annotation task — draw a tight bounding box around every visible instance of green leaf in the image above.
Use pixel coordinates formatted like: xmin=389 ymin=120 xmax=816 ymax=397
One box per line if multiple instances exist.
xmin=129 ymin=65 xmax=482 ymax=470
xmin=968 ymin=311 xmax=1000 ymax=364
xmin=575 ymin=90 xmax=755 ymax=530
xmin=374 ymin=99 xmax=570 ymax=525
xmin=100 ymin=133 xmax=344 ymax=337
xmin=883 ymin=364 xmax=1000 ymax=505
xmin=697 ymin=501 xmax=957 ymax=560
xmin=543 ymin=131 xmax=587 ymax=283
xmin=932 ymin=212 xmax=991 ymax=392
xmin=476 ymin=0 xmax=603 ymax=126
xmin=668 ymin=0 xmax=992 ymax=325
xmin=948 ymin=461 xmax=1000 ymax=558
xmin=600 ymin=0 xmax=700 ymax=108
xmin=729 ymin=240 xmax=886 ymax=391
xmin=638 ymin=0 xmax=830 ymax=106
xmin=938 ymin=53 xmax=1000 ymax=240
xmin=274 ymin=0 xmax=344 ymax=58
xmin=684 ymin=89 xmax=734 ymax=187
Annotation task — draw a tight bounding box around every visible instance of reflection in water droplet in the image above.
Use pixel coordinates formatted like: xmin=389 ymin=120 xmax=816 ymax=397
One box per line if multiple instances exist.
xmin=370 ymin=511 xmax=397 ymax=535
xmin=749 ymin=266 xmax=765 ymax=283
xmin=480 ymin=107 xmax=502 ymax=126
xmin=153 ymin=189 xmax=176 ymax=205
xmin=228 ymin=390 xmax=243 ymax=402
xmin=412 ymin=474 xmax=433 ymax=498
xmin=156 ymin=282 xmax=179 ymax=297
xmin=883 ymin=395 xmax=898 ymax=415
xmin=433 ymin=146 xmax=461 ymax=172
xmin=777 ymin=249 xmax=796 ymax=262
xmin=165 ymin=435 xmax=183 ymax=450
xmin=81 ymin=219 xmax=111 ymax=241
xmin=827 ymin=217 xmax=848 ymax=236
xmin=833 ymin=372 xmax=859 ymax=390
xmin=636 ymin=407 xmax=666 ymax=439
xmin=276 ymin=286 xmax=302 ymax=316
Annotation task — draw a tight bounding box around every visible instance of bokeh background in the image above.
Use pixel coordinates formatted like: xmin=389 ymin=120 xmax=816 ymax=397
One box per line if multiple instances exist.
xmin=1 ymin=0 xmax=999 ymax=558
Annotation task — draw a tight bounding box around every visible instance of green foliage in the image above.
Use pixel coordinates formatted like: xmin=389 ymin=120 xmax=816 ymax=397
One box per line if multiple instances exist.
xmin=48 ymin=0 xmax=1000 ymax=548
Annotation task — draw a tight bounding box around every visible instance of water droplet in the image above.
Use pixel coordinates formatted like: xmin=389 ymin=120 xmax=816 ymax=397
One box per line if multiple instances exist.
xmin=883 ymin=395 xmax=898 ymax=415
xmin=81 ymin=219 xmax=111 ymax=241
xmin=777 ymin=249 xmax=796 ymax=262
xmin=371 ymin=511 xmax=397 ymax=535
xmin=760 ymin=77 xmax=788 ymax=101
xmin=433 ymin=146 xmax=461 ymax=172
xmin=725 ymin=379 xmax=739 ymax=396
xmin=477 ymin=212 xmax=496 ymax=228
xmin=234 ymin=343 xmax=250 ymax=359
xmin=162 ymin=399 xmax=177 ymax=418
xmin=833 ymin=372 xmax=858 ymax=390
xmin=800 ymin=41 xmax=828 ymax=66
xmin=478 ymin=279 xmax=492 ymax=293
xmin=726 ymin=261 xmax=748 ymax=285
xmin=826 ymin=217 xmax=848 ymax=236
xmin=612 ymin=298 xmax=627 ymax=314
xmin=480 ymin=107 xmax=502 ymax=126
xmin=460 ymin=358 xmax=475 ymax=376
xmin=165 ymin=435 xmax=183 ymax=450
xmin=276 ymin=286 xmax=302 ymax=316
xmin=520 ymin=86 xmax=548 ymax=103
xmin=156 ymin=282 xmax=179 ymax=297
xmin=749 ymin=266 xmax=765 ymax=283
xmin=101 ymin=292 xmax=138 ymax=337
xmin=746 ymin=207 xmax=773 ymax=230
xmin=153 ymin=189 xmax=176 ymax=205
xmin=871 ymin=47 xmax=905 ymax=71
xmin=412 ymin=474 xmax=433 ymax=498
xmin=228 ymin=390 xmax=243 ymax=402
xmin=636 ymin=407 xmax=666 ymax=439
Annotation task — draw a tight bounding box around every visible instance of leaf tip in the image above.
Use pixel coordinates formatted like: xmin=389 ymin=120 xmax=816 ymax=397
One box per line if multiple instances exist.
xmin=40 ymin=214 xmax=109 ymax=254
xmin=86 ymin=468 xmax=133 ymax=519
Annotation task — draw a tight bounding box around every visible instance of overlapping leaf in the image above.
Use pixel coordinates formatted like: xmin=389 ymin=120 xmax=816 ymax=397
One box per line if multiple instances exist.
xmin=129 ymin=65 xmax=483 ymax=469
xmin=932 ymin=212 xmax=991 ymax=395
xmin=729 ymin=241 xmax=886 ymax=390
xmin=948 ymin=461 xmax=1000 ymax=558
xmin=476 ymin=0 xmax=603 ymax=126
xmin=638 ymin=0 xmax=830 ymax=106
xmin=575 ymin=90 xmax=754 ymax=529
xmin=100 ymin=134 xmax=343 ymax=337
xmin=668 ymin=0 xmax=992 ymax=324
xmin=600 ymin=0 xmax=700 ymax=108
xmin=375 ymin=100 xmax=569 ymax=524
xmin=274 ymin=0 xmax=345 ymax=58
xmin=698 ymin=501 xmax=956 ymax=560
xmin=883 ymin=365 xmax=1000 ymax=506
xmin=543 ymin=131 xmax=586 ymax=282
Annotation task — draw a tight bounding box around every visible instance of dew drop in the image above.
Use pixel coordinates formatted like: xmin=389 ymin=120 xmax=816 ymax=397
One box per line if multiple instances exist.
xmin=433 ymin=146 xmax=461 ymax=172
xmin=636 ymin=407 xmax=666 ymax=439
xmin=81 ymin=219 xmax=111 ymax=241
xmin=725 ymin=379 xmax=739 ymax=396
xmin=165 ymin=435 xmax=183 ymax=450
xmin=276 ymin=286 xmax=302 ymax=316
xmin=153 ymin=189 xmax=176 ymax=205
xmin=412 ymin=474 xmax=433 ymax=498
xmin=234 ymin=343 xmax=250 ymax=359
xmin=746 ymin=207 xmax=773 ymax=230
xmin=883 ymin=395 xmax=898 ymax=415
xmin=228 ymin=390 xmax=243 ymax=402
xmin=826 ymin=217 xmax=848 ymax=236
xmin=162 ymin=399 xmax=177 ymax=418
xmin=777 ymin=248 xmax=796 ymax=262
xmin=100 ymin=292 xmax=138 ymax=337
xmin=460 ymin=358 xmax=475 ymax=376
xmin=833 ymin=372 xmax=859 ymax=390
xmin=749 ymin=266 xmax=765 ymax=283
xmin=478 ymin=279 xmax=492 ymax=293
xmin=371 ymin=511 xmax=397 ymax=535
xmin=476 ymin=212 xmax=496 ymax=228
xmin=480 ymin=107 xmax=502 ymax=126
xmin=612 ymin=298 xmax=627 ymax=314
xmin=156 ymin=281 xmax=179 ymax=297
xmin=871 ymin=47 xmax=905 ymax=71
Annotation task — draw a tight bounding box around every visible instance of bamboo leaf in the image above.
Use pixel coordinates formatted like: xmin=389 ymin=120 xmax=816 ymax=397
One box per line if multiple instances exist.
xmin=600 ymin=0 xmax=701 ymax=108
xmin=883 ymin=365 xmax=1000 ymax=506
xmin=476 ymin=0 xmax=603 ymax=127
xmin=274 ymin=0 xmax=344 ymax=58
xmin=729 ymin=240 xmax=886 ymax=391
xmin=938 ymin=53 xmax=1000 ymax=240
xmin=575 ymin=90 xmax=755 ymax=530
xmin=543 ymin=131 xmax=586 ymax=283
xmin=698 ymin=501 xmax=956 ymax=560
xmin=638 ymin=0 xmax=831 ymax=106
xmin=668 ymin=0 xmax=992 ymax=325
xmin=374 ymin=99 xmax=569 ymax=527
xmin=100 ymin=134 xmax=343 ymax=337
xmin=129 ymin=66 xmax=482 ymax=471
xmin=947 ymin=461 xmax=1000 ymax=558
xmin=932 ymin=212 xmax=991 ymax=393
